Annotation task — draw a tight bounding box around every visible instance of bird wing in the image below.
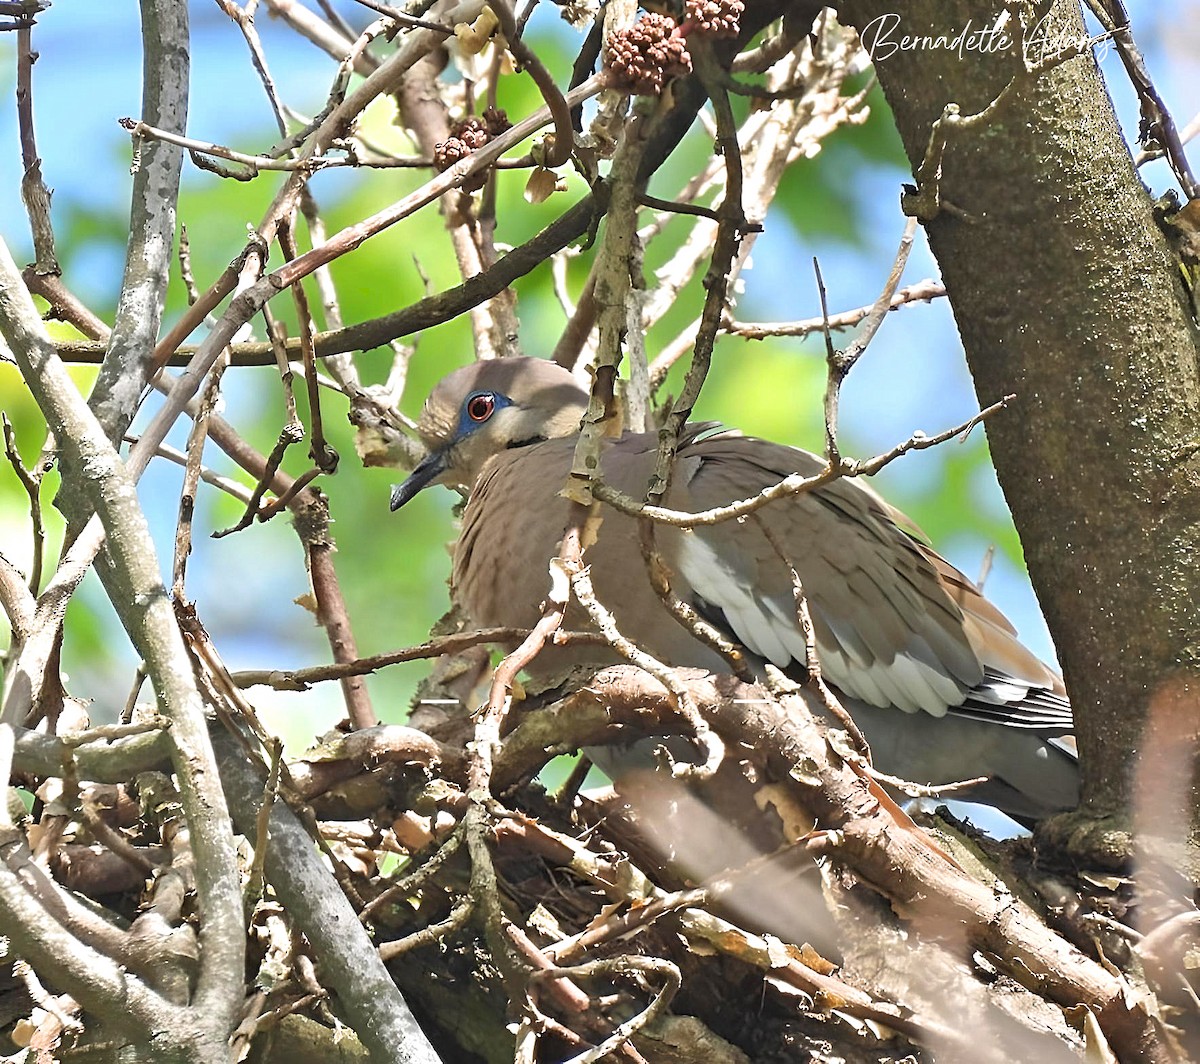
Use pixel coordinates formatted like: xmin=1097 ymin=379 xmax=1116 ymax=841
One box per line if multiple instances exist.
xmin=657 ymin=430 xmax=1071 ymax=731
xmin=451 ymin=426 xmax=1070 ymax=734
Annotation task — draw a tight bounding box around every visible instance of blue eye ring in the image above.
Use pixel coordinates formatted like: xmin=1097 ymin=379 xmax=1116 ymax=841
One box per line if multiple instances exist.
xmin=465 ymin=391 xmax=497 ymax=423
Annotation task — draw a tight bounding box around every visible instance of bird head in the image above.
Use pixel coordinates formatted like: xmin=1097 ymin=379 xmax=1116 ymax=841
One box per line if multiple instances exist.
xmin=390 ymin=359 xmax=589 ymax=511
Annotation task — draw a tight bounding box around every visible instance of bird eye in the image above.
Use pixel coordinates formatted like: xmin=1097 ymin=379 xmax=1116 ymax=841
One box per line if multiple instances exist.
xmin=466 ymin=392 xmax=496 ymax=423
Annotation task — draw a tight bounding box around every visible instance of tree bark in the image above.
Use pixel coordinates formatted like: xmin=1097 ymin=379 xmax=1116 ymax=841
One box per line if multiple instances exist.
xmin=835 ymin=0 xmax=1200 ymax=831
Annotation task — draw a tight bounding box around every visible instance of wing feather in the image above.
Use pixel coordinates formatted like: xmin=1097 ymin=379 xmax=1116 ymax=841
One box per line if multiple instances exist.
xmin=661 ymin=433 xmax=1069 ymax=730
xmin=455 ymin=426 xmax=1072 ymax=734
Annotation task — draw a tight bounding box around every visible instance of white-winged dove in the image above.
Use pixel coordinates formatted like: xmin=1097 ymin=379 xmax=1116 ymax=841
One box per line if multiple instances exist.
xmin=391 ymin=358 xmax=1078 ymax=822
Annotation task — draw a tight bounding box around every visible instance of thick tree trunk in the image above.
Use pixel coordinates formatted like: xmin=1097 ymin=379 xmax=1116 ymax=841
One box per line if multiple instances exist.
xmin=835 ymin=0 xmax=1200 ymax=833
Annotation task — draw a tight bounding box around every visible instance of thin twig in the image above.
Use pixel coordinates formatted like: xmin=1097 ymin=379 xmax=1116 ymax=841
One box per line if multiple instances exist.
xmin=726 ymin=278 xmax=946 ymax=341
xmin=123 ymin=117 xmax=432 ymax=175
xmin=378 ymin=892 xmax=475 ymax=959
xmin=349 ymin=0 xmax=453 ymax=33
xmin=171 ymin=351 xmax=229 ymax=597
xmin=120 ymin=668 xmax=148 ymax=725
xmin=590 ymin=395 xmax=1013 ymax=529
xmin=569 ymin=563 xmax=723 ymax=779
xmin=19 ymin=270 xmax=110 ymax=340
xmin=1084 ymin=0 xmax=1197 ymax=198
xmin=360 ymin=824 xmax=466 ymax=923
xmin=491 ymin=0 xmax=572 ymax=167
xmin=847 ymin=394 xmax=1015 ymax=477
xmin=2 ymin=412 xmax=45 ymax=596
xmin=546 ymin=886 xmax=708 ymax=962
xmin=16 ymin=25 xmax=59 ymax=275
xmin=246 ymin=737 xmax=284 ymax=905
xmin=125 ymin=435 xmax=255 ymax=506
xmin=230 ymin=627 xmax=606 ymax=689
xmin=636 ymin=192 xmax=721 ymax=222
xmin=210 ymin=426 xmax=298 ymax=538
xmin=278 ymin=221 xmax=338 ymax=473
xmin=264 ymin=265 xmax=302 ymax=434
xmin=214 ymin=0 xmax=290 ymax=137
xmin=299 ymin=185 xmax=360 ymax=392
xmin=296 ymin=489 xmax=378 ymax=729
xmin=822 ymin=216 xmax=919 ymax=465
xmin=648 ymin=45 xmax=751 ymax=499
xmin=529 ymin=956 xmax=680 ymax=1063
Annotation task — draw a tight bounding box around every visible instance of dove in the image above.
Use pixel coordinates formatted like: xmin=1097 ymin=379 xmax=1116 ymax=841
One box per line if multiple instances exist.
xmin=391 ymin=358 xmax=1078 ymax=822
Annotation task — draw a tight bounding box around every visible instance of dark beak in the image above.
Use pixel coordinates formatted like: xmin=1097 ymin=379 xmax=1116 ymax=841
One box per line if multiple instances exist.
xmin=390 ymin=448 xmax=449 ymax=511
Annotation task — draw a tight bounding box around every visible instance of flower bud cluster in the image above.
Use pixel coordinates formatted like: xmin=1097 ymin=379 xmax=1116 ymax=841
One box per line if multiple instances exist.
xmin=606 ymin=12 xmax=692 ymax=95
xmin=432 ymin=108 xmax=513 ymax=190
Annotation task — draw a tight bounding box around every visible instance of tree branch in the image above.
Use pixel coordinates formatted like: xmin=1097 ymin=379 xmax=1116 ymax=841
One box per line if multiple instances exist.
xmin=0 ymin=236 xmax=246 ymax=1052
xmin=89 ymin=0 xmax=189 ymax=443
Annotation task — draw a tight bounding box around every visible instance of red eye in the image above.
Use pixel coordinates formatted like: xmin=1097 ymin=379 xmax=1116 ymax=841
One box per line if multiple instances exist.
xmin=466 ymin=392 xmax=496 ymax=422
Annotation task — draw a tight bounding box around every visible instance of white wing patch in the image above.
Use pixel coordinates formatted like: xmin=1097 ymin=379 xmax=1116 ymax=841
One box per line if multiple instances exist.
xmin=674 ymin=535 xmax=968 ymax=718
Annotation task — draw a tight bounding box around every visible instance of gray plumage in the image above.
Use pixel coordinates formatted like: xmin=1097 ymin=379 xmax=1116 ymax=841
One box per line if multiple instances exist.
xmin=391 ymin=358 xmax=1078 ymax=821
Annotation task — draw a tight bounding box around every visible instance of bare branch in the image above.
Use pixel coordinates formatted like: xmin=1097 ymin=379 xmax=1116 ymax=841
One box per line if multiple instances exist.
xmin=726 ymin=278 xmax=946 ymax=340
xmin=1085 ymin=0 xmax=1197 ymax=198
xmin=213 ymin=726 xmax=443 ymax=1064
xmin=822 ymin=215 xmax=919 ymax=464
xmin=2 ymin=411 xmax=45 ymax=597
xmin=16 ymin=25 xmax=59 ymax=276
xmin=89 ymin=0 xmax=190 ymax=443
xmin=0 ymin=236 xmax=246 ymax=1044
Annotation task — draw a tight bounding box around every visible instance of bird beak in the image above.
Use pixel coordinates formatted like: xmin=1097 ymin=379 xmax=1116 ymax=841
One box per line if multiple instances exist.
xmin=390 ymin=448 xmax=449 ymax=511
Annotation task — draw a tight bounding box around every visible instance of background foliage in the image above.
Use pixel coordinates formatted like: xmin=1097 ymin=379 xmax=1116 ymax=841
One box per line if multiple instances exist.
xmin=12 ymin=3 xmax=1195 ymax=746
xmin=2 ymin=1 xmax=1200 ymax=1061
